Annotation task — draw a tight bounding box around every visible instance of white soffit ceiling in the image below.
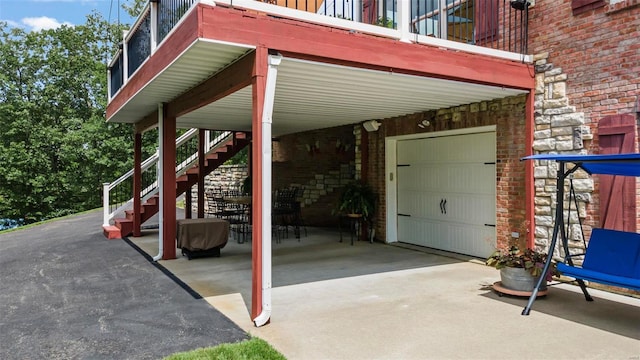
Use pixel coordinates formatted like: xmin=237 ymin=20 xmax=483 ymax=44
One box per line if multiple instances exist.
xmin=178 ymin=57 xmax=527 ymax=136
xmin=107 ymin=39 xmax=254 ymax=124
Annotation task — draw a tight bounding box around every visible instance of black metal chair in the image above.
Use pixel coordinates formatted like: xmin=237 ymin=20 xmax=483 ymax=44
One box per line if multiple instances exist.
xmin=273 ymin=187 xmax=306 ymax=240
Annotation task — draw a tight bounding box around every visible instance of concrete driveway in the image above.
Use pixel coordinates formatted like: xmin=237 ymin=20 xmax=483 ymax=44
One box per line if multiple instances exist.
xmin=130 ymin=227 xmax=640 ymax=360
xmin=0 ymin=210 xmax=248 ymax=359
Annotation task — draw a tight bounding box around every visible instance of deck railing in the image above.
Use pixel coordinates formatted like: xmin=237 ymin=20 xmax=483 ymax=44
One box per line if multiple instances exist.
xmin=107 ymin=0 xmax=530 ymax=100
xmin=102 ymin=129 xmax=232 ymax=226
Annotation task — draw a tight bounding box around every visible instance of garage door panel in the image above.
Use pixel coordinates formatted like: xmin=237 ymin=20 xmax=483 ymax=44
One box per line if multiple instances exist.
xmin=444 ymin=193 xmax=495 ymax=225
xmin=443 ymin=223 xmax=496 ymax=256
xmin=396 ymin=131 xmax=496 ymax=258
xmin=398 ymin=216 xmax=430 ymax=247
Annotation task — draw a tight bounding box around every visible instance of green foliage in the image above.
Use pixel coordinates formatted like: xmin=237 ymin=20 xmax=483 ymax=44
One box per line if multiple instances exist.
xmin=241 ymin=176 xmax=251 ymax=195
xmin=226 ymin=147 xmax=248 ymax=165
xmin=336 ymin=180 xmax=376 ymax=220
xmin=122 ymin=0 xmax=148 ymax=18
xmin=164 ymin=338 xmax=286 ymax=360
xmin=376 ymin=16 xmax=396 ymax=29
xmin=0 ymin=15 xmax=136 ymax=223
xmin=486 ymin=246 xmax=558 ymax=279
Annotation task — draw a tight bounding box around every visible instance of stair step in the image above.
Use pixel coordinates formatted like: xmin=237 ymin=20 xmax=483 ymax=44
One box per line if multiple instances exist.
xmin=125 ymin=208 xmax=144 ymax=219
xmin=235 ymin=132 xmax=248 ymax=139
xmin=146 ymin=195 xmax=159 ymax=205
xmin=102 ymin=225 xmax=122 ymax=239
xmin=115 ymin=218 xmax=134 ymax=238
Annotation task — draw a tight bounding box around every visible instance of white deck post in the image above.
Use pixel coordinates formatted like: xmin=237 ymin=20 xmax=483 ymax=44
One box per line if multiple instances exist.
xmin=439 ymin=0 xmax=448 ymax=40
xmin=398 ymin=0 xmax=411 ymax=43
xmin=122 ymin=30 xmax=129 ymax=83
xmin=103 ymin=183 xmax=110 ymax=226
xmin=153 ymin=103 xmax=164 ymax=261
xmin=150 ymin=0 xmax=158 ymax=53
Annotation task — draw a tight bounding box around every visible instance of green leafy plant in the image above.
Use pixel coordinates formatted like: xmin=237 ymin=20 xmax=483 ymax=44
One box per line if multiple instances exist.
xmin=486 ymin=245 xmax=558 ymax=280
xmin=336 ymin=180 xmax=376 ymax=220
xmin=241 ymin=175 xmax=251 ymax=195
xmin=376 ymin=16 xmax=396 ymax=29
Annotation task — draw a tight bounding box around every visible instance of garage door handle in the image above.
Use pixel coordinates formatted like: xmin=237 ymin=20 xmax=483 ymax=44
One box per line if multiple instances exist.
xmin=398 ymin=213 xmax=411 ymax=217
xmin=439 ymin=199 xmax=444 ymax=214
xmin=443 ymin=199 xmax=447 ymax=214
xmin=484 ymin=224 xmax=496 ymax=227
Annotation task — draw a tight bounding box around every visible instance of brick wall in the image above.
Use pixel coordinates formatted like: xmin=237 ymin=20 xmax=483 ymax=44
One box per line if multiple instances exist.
xmin=365 ymin=95 xmax=528 ymax=246
xmin=528 ymin=0 xmax=639 ymax=125
xmin=528 ymin=1 xmax=640 ymax=233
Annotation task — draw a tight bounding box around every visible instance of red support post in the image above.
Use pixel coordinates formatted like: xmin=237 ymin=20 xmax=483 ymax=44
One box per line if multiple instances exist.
xmin=162 ymin=104 xmax=177 ymax=260
xmin=525 ymin=90 xmax=535 ymax=249
xmin=133 ymin=132 xmax=142 ymax=237
xmin=251 ymin=47 xmax=267 ymax=321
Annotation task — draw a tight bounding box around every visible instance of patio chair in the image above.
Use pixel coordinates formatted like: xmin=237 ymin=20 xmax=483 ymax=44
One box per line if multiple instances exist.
xmin=273 ymin=187 xmax=306 ymax=240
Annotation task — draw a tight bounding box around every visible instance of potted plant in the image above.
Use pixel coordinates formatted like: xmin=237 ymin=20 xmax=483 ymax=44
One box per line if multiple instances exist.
xmin=336 ymin=180 xmax=376 ymax=221
xmin=486 ymin=245 xmax=558 ymax=292
xmin=241 ymin=176 xmax=251 ymax=195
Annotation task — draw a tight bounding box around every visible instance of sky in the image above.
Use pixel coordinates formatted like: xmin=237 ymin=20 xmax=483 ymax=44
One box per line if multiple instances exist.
xmin=0 ymin=0 xmax=134 ymax=32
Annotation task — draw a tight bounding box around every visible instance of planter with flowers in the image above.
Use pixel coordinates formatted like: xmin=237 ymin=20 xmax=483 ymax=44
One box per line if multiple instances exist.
xmin=486 ymin=245 xmax=558 ymax=295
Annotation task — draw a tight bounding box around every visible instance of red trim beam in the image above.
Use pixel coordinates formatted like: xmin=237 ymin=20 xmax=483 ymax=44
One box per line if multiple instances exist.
xmin=199 ymin=5 xmax=533 ymax=90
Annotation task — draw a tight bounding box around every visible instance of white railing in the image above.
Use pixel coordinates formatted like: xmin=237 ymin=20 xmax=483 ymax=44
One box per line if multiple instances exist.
xmin=102 ymin=130 xmax=233 ymax=226
xmin=107 ymin=0 xmax=532 ymax=99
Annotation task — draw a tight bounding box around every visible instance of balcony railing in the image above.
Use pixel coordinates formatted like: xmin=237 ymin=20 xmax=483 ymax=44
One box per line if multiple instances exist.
xmin=107 ymin=0 xmax=530 ymax=100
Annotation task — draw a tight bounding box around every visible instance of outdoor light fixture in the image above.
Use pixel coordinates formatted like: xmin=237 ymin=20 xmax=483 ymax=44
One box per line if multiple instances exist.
xmin=362 ymin=120 xmax=381 ymax=132
xmin=510 ymin=0 xmax=530 ymax=10
xmin=417 ymin=119 xmax=431 ymax=129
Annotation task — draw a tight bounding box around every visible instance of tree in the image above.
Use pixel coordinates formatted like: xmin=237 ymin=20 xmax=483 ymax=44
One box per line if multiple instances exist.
xmin=122 ymin=0 xmax=148 ymax=18
xmin=0 ymin=14 xmax=138 ymax=222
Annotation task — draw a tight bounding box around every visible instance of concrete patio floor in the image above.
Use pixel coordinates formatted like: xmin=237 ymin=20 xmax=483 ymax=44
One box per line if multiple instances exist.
xmin=129 ymin=225 xmax=640 ymax=360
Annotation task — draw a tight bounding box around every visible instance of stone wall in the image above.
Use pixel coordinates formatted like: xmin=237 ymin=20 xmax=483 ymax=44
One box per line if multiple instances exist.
xmin=188 ymin=164 xmax=248 ymax=214
xmin=531 ymin=53 xmax=594 ymax=258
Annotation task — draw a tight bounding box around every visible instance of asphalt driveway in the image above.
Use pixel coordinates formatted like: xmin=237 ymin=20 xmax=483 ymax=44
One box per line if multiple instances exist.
xmin=0 ymin=210 xmax=248 ymax=359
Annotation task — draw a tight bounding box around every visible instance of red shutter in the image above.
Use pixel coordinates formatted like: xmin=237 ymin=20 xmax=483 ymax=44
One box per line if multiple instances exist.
xmin=475 ymin=0 xmax=499 ymax=43
xmin=598 ymin=114 xmax=637 ymax=232
xmin=572 ymin=0 xmax=605 ymax=15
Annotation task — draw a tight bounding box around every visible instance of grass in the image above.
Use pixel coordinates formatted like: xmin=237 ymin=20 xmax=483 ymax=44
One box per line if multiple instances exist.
xmin=165 ymin=338 xmax=286 ymax=360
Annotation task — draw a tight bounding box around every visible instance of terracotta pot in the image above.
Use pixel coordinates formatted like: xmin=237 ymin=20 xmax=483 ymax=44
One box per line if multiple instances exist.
xmin=500 ymin=267 xmax=547 ymax=292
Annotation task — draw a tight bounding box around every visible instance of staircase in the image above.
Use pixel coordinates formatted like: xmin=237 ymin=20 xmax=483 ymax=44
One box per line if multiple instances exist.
xmin=102 ymin=131 xmax=250 ymax=239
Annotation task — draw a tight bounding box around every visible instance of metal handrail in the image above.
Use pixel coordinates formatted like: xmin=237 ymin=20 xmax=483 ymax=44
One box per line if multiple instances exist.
xmin=102 ymin=130 xmax=233 ymax=226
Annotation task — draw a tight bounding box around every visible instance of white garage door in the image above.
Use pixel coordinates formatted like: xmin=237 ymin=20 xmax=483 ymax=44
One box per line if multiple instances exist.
xmin=396 ymin=132 xmax=496 ymax=258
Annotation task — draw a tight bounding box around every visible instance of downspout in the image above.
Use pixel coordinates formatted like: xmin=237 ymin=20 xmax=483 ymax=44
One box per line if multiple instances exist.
xmin=153 ymin=103 xmax=164 ymax=261
xmin=253 ymin=54 xmax=282 ymax=327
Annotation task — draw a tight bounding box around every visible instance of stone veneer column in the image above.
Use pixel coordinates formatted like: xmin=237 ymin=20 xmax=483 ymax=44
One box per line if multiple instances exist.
xmin=532 ymin=52 xmax=594 ymax=259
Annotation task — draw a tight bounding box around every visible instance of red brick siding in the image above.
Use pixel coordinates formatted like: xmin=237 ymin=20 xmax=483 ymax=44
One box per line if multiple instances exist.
xmin=366 ymin=95 xmax=528 ymax=246
xmin=529 ymin=0 xmax=640 ymax=229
